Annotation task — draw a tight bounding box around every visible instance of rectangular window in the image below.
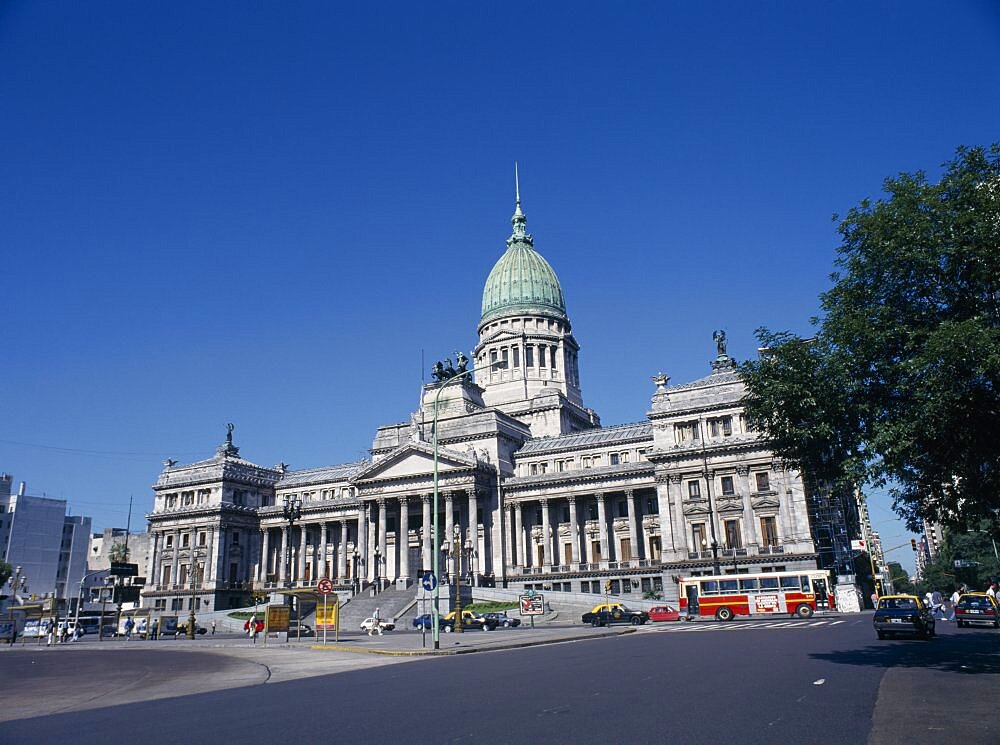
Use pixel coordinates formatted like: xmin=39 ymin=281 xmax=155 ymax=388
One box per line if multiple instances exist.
xmin=722 ymin=417 xmax=733 ymax=435
xmin=526 ymin=346 xmax=534 ymax=367
xmin=719 ymin=579 xmax=738 ymax=592
xmin=609 ymin=453 xmax=620 ymax=466
xmin=688 ymin=481 xmax=701 ymax=499
xmin=755 ymin=472 xmax=771 ymax=492
xmin=490 ymin=350 xmax=498 ymax=365
xmin=588 ymin=503 xmax=598 ymax=520
xmin=760 ymin=516 xmax=778 ymax=546
xmin=620 ymin=451 xmax=629 ymax=463
xmin=182 ymin=533 xmax=190 ymax=548
xmin=199 ymin=532 xmax=206 ymax=546
xmin=649 ymin=536 xmax=661 ymax=561
xmin=780 ymin=576 xmax=801 ymax=590
xmin=501 ymin=348 xmax=509 ymax=367
xmin=724 ymin=520 xmax=742 ymax=549
xmin=617 ymin=501 xmax=628 ymax=518
xmin=513 ymin=346 xmax=520 ymax=368
xmin=760 ymin=576 xmax=780 ymax=589
xmin=229 ymin=562 xmax=239 ymax=581
xmin=691 ymin=522 xmax=706 ymax=550
xmin=538 ymin=462 xmax=547 ymax=474
xmin=165 ymin=535 xmax=174 ymax=547
xmin=582 ymin=457 xmax=591 ymax=469
xmin=550 ymin=346 xmax=557 ymax=369
xmin=646 ymin=498 xmax=658 ymax=514
xmin=231 ymin=532 xmax=239 ymax=545
xmin=161 ymin=566 xmax=171 ymax=586
xmin=620 ymin=538 xmax=632 ymax=561
xmin=530 ymin=464 xmax=538 ymax=475
xmin=720 ymin=476 xmax=735 ymax=495
xmin=739 ymin=578 xmax=759 ymax=591
xmin=539 ymin=346 xmax=547 ymax=367
xmin=637 ymin=449 xmax=648 ymax=461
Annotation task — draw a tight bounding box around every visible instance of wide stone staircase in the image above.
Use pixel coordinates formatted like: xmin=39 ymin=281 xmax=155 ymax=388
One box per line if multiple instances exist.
xmin=338 ymin=586 xmax=419 ymax=630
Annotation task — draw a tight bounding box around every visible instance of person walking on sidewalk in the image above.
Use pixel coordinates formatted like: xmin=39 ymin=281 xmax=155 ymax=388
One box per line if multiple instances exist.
xmin=211 ymin=619 xmax=216 ymax=635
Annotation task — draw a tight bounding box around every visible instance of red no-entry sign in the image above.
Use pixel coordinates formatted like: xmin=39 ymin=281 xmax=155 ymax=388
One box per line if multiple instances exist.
xmin=317 ymin=578 xmax=334 ymax=595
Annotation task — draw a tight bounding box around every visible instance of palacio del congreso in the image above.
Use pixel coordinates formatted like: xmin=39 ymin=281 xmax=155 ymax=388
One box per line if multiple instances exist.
xmin=141 ymin=190 xmax=820 ymax=615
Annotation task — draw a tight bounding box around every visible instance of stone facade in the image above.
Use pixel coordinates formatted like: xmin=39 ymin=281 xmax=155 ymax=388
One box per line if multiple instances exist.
xmin=142 ymin=190 xmax=821 ymax=611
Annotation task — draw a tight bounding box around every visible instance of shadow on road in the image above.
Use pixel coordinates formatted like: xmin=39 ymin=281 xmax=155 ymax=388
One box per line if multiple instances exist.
xmin=809 ymin=628 xmax=1000 ymax=674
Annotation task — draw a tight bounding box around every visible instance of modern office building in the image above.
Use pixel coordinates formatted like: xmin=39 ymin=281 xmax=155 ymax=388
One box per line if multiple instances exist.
xmin=0 ymin=474 xmax=91 ymax=603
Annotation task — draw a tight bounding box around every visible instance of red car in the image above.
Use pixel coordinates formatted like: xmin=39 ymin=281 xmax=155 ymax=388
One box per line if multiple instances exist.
xmin=648 ymin=605 xmax=681 ymax=622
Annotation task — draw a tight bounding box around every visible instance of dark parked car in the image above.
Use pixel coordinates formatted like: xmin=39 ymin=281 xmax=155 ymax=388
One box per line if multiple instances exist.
xmin=412 ymin=614 xmax=434 ymax=630
xmin=441 ymin=610 xmax=498 ymax=632
xmin=954 ymin=593 xmax=1000 ymax=628
xmin=873 ymin=595 xmax=935 ymax=640
xmin=484 ymin=612 xmax=521 ymax=628
xmin=585 ymin=606 xmax=649 ymax=627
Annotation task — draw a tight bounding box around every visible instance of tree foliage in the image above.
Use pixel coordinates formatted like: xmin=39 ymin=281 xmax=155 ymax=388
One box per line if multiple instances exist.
xmin=0 ymin=561 xmax=11 ymax=589
xmin=741 ymin=145 xmax=1000 ymax=534
xmin=885 ymin=562 xmax=913 ymax=595
xmin=108 ymin=541 xmax=130 ymax=562
xmin=914 ymin=526 xmax=1000 ymax=596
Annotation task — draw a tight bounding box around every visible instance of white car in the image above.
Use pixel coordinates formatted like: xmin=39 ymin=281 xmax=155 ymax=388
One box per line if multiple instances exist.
xmin=359 ymin=617 xmax=395 ymax=633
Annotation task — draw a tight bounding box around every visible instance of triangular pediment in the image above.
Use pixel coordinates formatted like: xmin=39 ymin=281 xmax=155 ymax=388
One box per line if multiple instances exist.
xmin=353 ymin=443 xmax=476 ymax=483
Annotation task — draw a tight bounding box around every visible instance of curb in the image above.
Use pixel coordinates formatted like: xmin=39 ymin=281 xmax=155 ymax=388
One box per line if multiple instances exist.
xmin=310 ymin=627 xmax=634 ymax=656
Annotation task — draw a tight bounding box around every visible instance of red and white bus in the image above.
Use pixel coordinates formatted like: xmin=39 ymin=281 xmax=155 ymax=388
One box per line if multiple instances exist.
xmin=678 ymin=569 xmax=833 ymax=621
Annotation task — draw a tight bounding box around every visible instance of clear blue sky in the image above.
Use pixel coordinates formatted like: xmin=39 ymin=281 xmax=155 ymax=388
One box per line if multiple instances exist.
xmin=3 ymin=2 xmax=998 ymax=573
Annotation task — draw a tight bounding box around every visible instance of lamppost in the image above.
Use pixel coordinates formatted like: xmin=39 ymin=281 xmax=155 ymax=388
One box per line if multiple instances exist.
xmin=282 ymin=495 xmax=302 ymax=588
xmin=73 ymin=570 xmax=106 ymax=632
xmin=452 ymin=524 xmax=464 ymax=633
xmin=186 ymin=563 xmax=202 ymax=640
xmin=351 ymin=548 xmax=360 ymax=596
xmin=373 ymin=546 xmax=382 ymax=594
xmin=431 ymin=356 xmax=506 ymax=649
xmin=5 ymin=566 xmax=27 ymax=608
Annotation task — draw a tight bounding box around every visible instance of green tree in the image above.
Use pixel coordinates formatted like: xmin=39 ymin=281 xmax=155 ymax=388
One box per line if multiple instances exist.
xmin=741 ymin=145 xmax=1000 ymax=534
xmin=885 ymin=561 xmax=913 ymax=594
xmin=0 ymin=560 xmax=11 ymax=589
xmin=108 ymin=542 xmax=130 ymax=562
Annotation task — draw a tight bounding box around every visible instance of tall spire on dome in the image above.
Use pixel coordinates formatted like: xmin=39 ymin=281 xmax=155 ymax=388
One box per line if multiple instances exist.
xmin=508 ymin=161 xmax=533 ymax=247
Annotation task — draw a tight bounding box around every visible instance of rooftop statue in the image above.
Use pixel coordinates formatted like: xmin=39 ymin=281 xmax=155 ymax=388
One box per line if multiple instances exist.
xmin=713 ymin=330 xmax=727 ymax=358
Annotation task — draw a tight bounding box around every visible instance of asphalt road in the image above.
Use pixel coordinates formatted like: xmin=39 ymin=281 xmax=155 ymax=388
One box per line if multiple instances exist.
xmin=2 ymin=615 xmax=997 ymax=744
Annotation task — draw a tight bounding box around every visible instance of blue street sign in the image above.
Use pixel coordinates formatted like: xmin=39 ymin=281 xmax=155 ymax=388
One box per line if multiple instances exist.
xmin=421 ymin=572 xmax=438 ymax=591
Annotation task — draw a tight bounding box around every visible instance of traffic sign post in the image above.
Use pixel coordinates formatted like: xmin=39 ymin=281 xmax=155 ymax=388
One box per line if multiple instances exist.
xmin=317 ymin=578 xmax=334 ymax=645
xmin=421 ymin=572 xmax=437 ymax=591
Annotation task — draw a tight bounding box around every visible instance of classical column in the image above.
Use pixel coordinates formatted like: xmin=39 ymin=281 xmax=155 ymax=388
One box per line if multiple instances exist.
xmin=737 ymin=466 xmax=758 ymax=547
xmin=625 ymin=489 xmax=640 ymax=562
xmin=398 ymin=496 xmax=410 ymax=581
xmin=421 ymin=494 xmax=432 ymax=572
xmin=514 ymin=502 xmax=524 ymax=567
xmin=259 ymin=528 xmax=270 ymax=582
xmin=149 ymin=532 xmax=160 ymax=589
xmin=467 ymin=489 xmax=479 ymax=583
xmin=668 ymin=474 xmax=685 ymax=553
xmin=540 ymin=499 xmax=551 ymax=567
xmin=505 ymin=504 xmax=516 ymax=568
xmin=338 ymin=520 xmax=349 ymax=579
xmin=445 ymin=492 xmax=455 ymax=549
xmin=567 ymin=496 xmax=580 ymax=565
xmin=596 ymin=492 xmax=609 ymax=568
xmin=356 ymin=505 xmax=368 ymax=581
xmin=318 ymin=522 xmax=328 ymax=579
xmin=170 ymin=529 xmax=180 ymax=588
xmin=297 ymin=524 xmax=307 ymax=583
xmin=377 ymin=498 xmax=388 ymax=582
xmin=279 ymin=526 xmax=289 ymax=583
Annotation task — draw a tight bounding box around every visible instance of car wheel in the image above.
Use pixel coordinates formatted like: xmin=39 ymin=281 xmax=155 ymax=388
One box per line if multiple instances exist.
xmin=630 ymin=616 xmax=642 ymax=626
xmin=715 ymin=607 xmax=733 ymax=622
xmin=503 ymin=621 xmax=511 ymax=628
xmin=877 ymin=631 xmax=885 ymax=640
xmin=795 ymin=604 xmax=814 ymax=619
xmin=443 ymin=625 xmax=452 ymax=633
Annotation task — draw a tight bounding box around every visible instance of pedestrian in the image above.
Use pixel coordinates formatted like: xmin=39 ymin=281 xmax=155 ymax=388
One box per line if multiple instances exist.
xmin=870 ymin=592 xmax=878 ymax=609
xmin=150 ymin=619 xmax=159 ymax=640
xmin=124 ymin=616 xmax=135 ymax=641
xmin=59 ymin=620 xmax=69 ymax=644
xmin=46 ymin=621 xmax=54 ymax=647
xmin=371 ymin=607 xmax=381 ymax=636
xmin=948 ymin=587 xmax=961 ymax=621
xmin=211 ymin=619 xmax=216 ymax=635
xmin=988 ymin=581 xmax=998 ymax=600
xmin=931 ymin=590 xmax=943 ymax=619
xmin=249 ymin=620 xmax=258 ymax=645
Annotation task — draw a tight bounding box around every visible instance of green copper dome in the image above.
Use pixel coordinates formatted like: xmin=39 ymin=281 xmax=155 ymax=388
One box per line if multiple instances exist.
xmin=480 ymin=196 xmax=566 ymax=325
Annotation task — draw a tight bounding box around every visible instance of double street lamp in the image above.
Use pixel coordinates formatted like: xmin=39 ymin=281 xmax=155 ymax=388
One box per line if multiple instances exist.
xmin=186 ymin=563 xmax=203 ymax=640
xmin=282 ymin=495 xmax=302 ymax=589
xmin=431 ymin=356 xmax=506 ymax=650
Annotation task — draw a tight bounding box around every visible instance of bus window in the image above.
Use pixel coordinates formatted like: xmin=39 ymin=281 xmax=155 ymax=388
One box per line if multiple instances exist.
xmin=700 ymin=580 xmax=719 ymax=595
xmin=719 ymin=579 xmax=738 ymax=592
xmin=800 ymin=576 xmax=811 ymax=593
xmin=739 ymin=578 xmax=759 ymax=591
xmin=760 ymin=577 xmax=779 ymax=590
xmin=780 ymin=576 xmax=800 ymax=590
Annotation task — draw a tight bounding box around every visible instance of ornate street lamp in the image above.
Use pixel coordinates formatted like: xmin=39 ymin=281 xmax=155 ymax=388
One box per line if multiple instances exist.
xmin=452 ymin=524 xmax=464 ymax=633
xmin=373 ymin=545 xmax=382 ymax=594
xmin=186 ymin=563 xmax=202 ymax=640
xmin=282 ymin=496 xmax=302 ymax=589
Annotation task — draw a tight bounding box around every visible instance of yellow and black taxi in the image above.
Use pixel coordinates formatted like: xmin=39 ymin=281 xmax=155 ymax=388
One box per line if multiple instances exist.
xmin=441 ymin=610 xmax=498 ymax=632
xmin=873 ymin=594 xmax=935 ymax=640
xmin=954 ymin=592 xmax=1000 ymax=628
xmin=582 ymin=602 xmax=649 ymax=627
